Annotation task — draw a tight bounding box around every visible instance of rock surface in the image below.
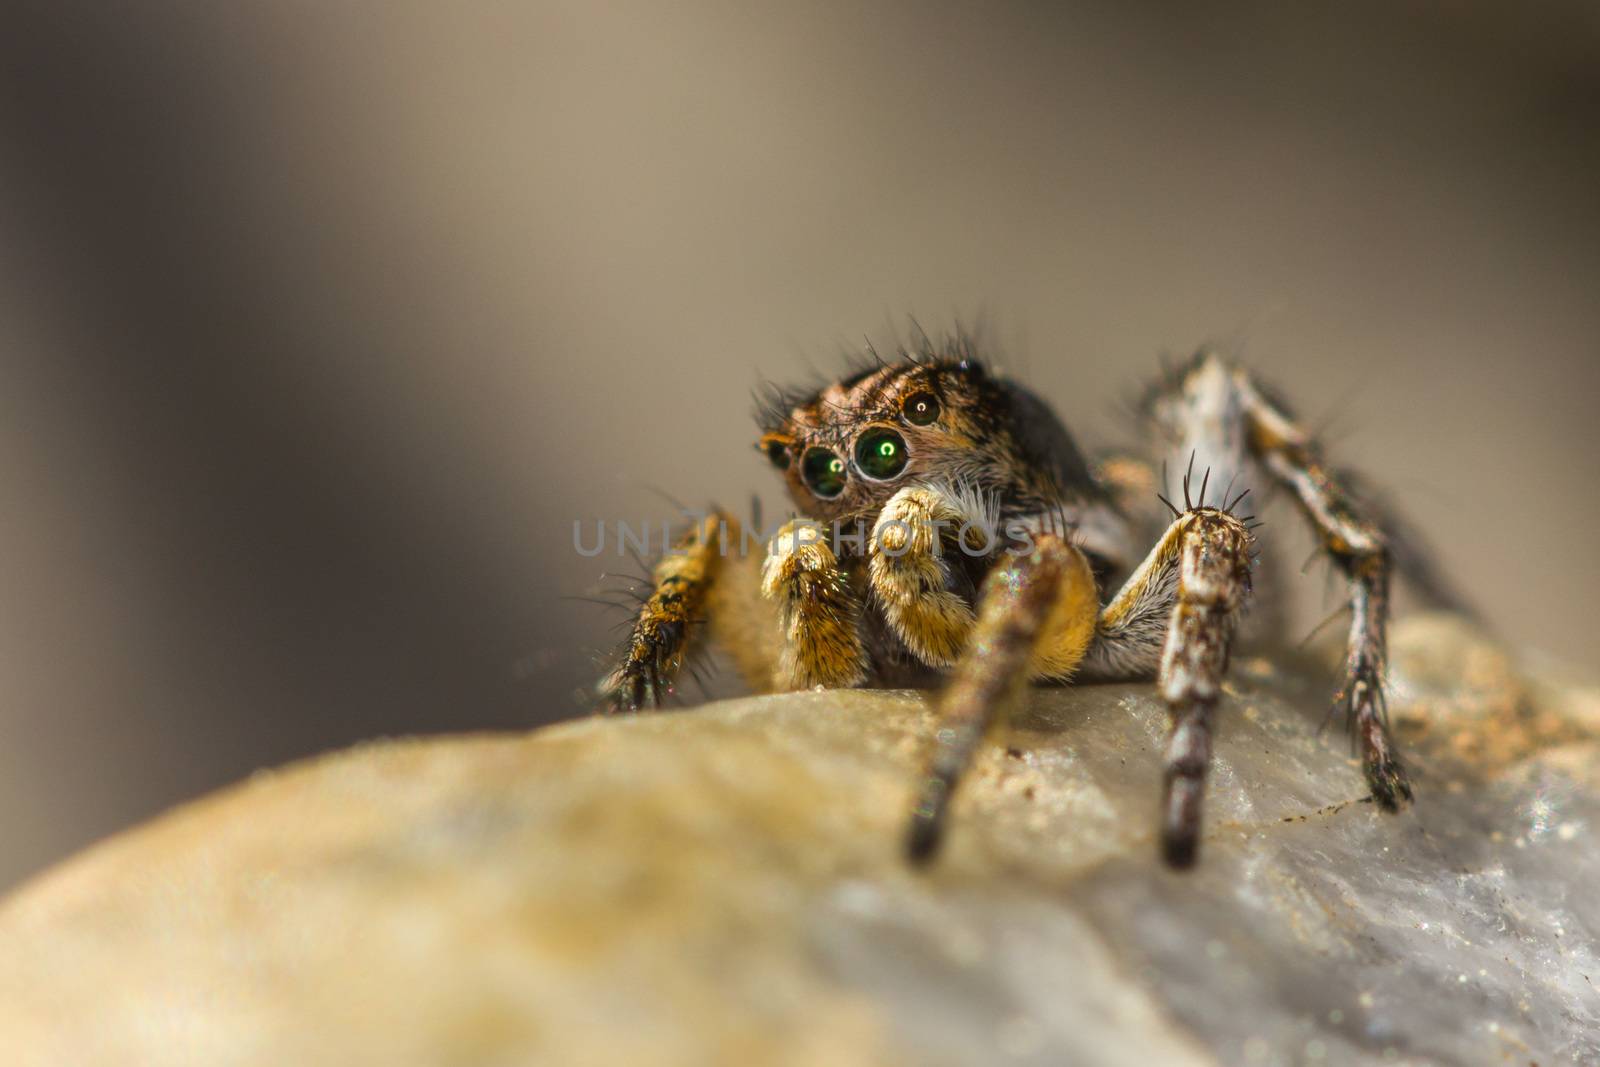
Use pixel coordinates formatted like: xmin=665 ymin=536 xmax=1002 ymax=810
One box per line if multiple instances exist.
xmin=1 ymin=613 xmax=1597 ymax=1066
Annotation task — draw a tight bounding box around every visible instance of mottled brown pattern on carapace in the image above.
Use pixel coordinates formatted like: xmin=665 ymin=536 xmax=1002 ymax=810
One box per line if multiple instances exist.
xmin=755 ymin=349 xmax=1099 ymax=528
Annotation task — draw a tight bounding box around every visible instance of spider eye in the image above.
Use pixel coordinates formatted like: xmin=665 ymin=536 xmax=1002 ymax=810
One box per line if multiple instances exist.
xmin=903 ymin=391 xmax=940 ymax=425
xmin=854 ymin=428 xmax=909 ymax=480
xmin=801 ymin=447 xmax=848 ymax=497
xmin=763 ymin=440 xmax=790 ymax=469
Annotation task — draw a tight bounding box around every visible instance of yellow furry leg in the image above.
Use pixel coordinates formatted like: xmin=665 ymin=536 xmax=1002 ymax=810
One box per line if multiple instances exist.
xmin=906 ymin=533 xmax=1097 ymax=861
xmin=703 ymin=513 xmax=782 ymax=693
xmin=1025 ymin=536 xmax=1100 ymax=680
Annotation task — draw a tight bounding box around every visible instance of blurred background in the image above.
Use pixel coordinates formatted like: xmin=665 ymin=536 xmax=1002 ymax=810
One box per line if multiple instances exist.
xmin=1 ymin=1 xmax=1596 ymax=891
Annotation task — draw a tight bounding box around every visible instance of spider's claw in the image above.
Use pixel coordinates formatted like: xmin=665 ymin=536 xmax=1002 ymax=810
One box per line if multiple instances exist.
xmin=1338 ymin=655 xmax=1413 ymax=811
xmin=1160 ymin=816 xmax=1200 ymax=870
xmin=1357 ymin=688 xmax=1413 ymax=810
xmin=596 ymin=646 xmax=667 ymax=715
xmin=906 ymin=773 xmax=952 ymax=865
xmin=905 ymin=811 xmax=943 ymax=865
xmin=1158 ymin=710 xmax=1203 ymax=870
xmin=595 ymin=667 xmax=640 ymax=715
xmin=1365 ymin=748 xmax=1414 ymax=812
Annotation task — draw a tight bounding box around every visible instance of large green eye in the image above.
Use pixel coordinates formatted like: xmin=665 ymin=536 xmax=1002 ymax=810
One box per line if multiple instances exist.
xmin=801 ymin=447 xmax=848 ymax=498
xmin=854 ymin=428 xmax=909 ymax=480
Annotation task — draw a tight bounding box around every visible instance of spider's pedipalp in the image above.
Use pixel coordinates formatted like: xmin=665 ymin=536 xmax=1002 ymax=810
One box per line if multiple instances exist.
xmin=868 ymin=484 xmax=989 ymax=668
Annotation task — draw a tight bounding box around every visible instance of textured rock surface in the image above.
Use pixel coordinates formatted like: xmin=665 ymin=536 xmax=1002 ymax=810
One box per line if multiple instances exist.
xmin=1 ymin=613 xmax=1597 ymax=1066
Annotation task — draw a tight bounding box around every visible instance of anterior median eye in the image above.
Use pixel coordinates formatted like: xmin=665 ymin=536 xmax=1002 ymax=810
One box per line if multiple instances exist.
xmin=802 ymin=447 xmax=848 ymax=497
xmin=854 ymin=428 xmax=909 ymax=480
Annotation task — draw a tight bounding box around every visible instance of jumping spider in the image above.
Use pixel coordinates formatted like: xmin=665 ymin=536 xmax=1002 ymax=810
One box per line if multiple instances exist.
xmin=596 ymin=333 xmax=1422 ymax=868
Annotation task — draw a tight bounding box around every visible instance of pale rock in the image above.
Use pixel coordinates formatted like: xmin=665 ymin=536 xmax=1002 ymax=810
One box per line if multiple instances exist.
xmin=1 ymin=613 xmax=1596 ymax=1066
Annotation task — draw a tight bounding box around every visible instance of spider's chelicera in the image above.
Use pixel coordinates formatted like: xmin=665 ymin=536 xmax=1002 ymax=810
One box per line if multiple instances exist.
xmin=594 ymin=332 xmax=1425 ymax=869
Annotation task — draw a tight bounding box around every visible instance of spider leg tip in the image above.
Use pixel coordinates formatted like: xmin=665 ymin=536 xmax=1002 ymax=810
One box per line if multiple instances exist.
xmin=905 ymin=814 xmax=944 ymax=866
xmin=1160 ymin=831 xmax=1200 ymax=870
xmin=1366 ymin=759 xmax=1414 ymax=812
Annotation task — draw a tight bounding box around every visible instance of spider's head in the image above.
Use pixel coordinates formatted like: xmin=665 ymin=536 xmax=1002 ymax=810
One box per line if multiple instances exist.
xmin=754 ymin=339 xmax=1096 ymax=527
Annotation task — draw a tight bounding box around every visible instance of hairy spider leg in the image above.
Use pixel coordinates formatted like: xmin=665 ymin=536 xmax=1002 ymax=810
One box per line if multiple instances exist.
xmin=906 ymin=533 xmax=1099 ymax=863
